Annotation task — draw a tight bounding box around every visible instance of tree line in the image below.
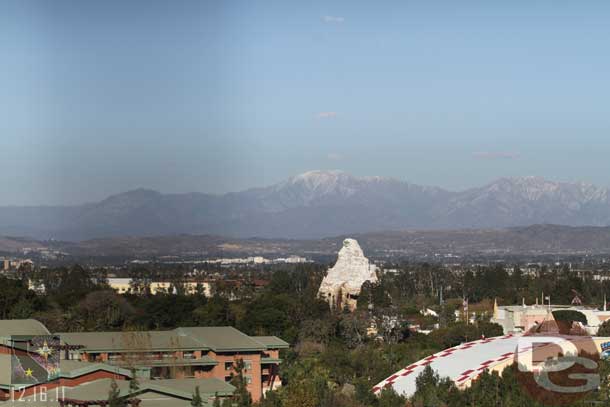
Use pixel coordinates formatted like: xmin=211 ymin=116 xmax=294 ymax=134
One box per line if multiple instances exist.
xmin=2 ymin=261 xmax=610 ymax=406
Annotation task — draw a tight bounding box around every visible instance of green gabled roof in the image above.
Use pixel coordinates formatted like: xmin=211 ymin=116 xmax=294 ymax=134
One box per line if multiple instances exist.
xmin=59 ymin=360 xmax=132 ymax=379
xmin=62 ymin=377 xmax=235 ymax=401
xmin=252 ymin=336 xmax=290 ymax=349
xmin=54 ymin=326 xmax=288 ymax=353
xmin=0 ymin=354 xmax=11 ymax=387
xmin=0 ymin=319 xmax=50 ymax=337
xmin=175 ymin=327 xmax=267 ymax=352
xmin=57 ymin=331 xmax=203 ymax=352
xmin=143 ymin=378 xmax=235 ymax=397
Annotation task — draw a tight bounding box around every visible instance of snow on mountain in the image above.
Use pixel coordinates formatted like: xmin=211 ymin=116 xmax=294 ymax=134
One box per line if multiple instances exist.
xmin=2 ymin=171 xmax=610 ymax=240
xmin=441 ymin=176 xmax=610 ymax=229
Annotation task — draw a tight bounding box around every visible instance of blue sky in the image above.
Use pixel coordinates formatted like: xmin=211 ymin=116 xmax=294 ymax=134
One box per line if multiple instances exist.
xmin=2 ymin=0 xmax=610 ymax=205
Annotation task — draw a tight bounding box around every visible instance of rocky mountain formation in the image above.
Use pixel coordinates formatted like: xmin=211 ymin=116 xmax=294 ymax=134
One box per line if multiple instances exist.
xmin=318 ymin=238 xmax=378 ymax=311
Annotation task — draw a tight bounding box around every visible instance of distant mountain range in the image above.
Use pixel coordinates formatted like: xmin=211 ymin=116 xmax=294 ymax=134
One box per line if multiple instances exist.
xmin=2 ymin=170 xmax=610 ymax=240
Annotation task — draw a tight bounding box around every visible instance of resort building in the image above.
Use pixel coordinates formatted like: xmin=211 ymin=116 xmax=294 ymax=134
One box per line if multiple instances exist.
xmin=490 ymin=302 xmax=610 ymax=334
xmin=107 ymin=278 xmax=213 ymax=296
xmin=58 ymin=326 xmax=288 ymax=402
xmin=0 ymin=320 xmax=288 ymax=405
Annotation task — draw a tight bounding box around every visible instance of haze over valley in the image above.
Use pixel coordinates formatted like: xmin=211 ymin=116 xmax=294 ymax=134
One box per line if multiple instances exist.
xmin=2 ymin=170 xmax=610 ymax=241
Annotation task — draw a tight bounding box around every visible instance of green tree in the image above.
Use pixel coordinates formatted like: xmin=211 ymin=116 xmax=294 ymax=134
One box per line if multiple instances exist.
xmin=8 ymin=297 xmax=35 ymax=319
xmin=282 ymin=377 xmax=327 ymax=407
xmin=128 ymin=266 xmax=153 ymax=295
xmin=191 ymin=386 xmax=204 ymax=407
xmin=552 ymin=309 xmax=588 ymax=325
xmin=299 ymin=318 xmax=334 ymax=344
xmin=411 ymin=365 xmax=454 ymax=407
xmin=193 ymin=295 xmax=235 ymax=327
xmin=129 ymin=368 xmax=139 ymax=393
xmin=281 ymin=358 xmax=332 ymax=407
xmin=377 ymin=387 xmax=406 ymax=407
xmin=597 ymin=358 xmax=610 ymax=402
xmin=0 ymin=276 xmax=39 ymax=319
xmin=230 ymin=359 xmax=253 ymax=407
xmin=257 ymin=390 xmax=282 ymax=407
xmin=47 ymin=265 xmax=97 ymax=310
xmin=107 ymin=378 xmax=126 ymax=407
xmin=78 ymin=290 xmax=135 ymax=331
xmin=598 ymin=319 xmax=610 ymax=336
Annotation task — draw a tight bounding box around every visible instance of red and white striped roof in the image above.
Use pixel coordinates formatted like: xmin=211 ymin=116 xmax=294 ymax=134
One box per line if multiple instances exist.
xmin=373 ymin=334 xmax=521 ymax=397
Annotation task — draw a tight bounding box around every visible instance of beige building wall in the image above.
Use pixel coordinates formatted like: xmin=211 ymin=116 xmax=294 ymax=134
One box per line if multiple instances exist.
xmin=108 ymin=279 xmax=212 ymax=296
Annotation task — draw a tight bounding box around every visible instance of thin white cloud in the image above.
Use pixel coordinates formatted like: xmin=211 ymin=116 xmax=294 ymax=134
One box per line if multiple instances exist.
xmin=322 ymin=15 xmax=345 ymax=23
xmin=316 ymin=111 xmax=338 ymax=119
xmin=327 ymin=153 xmax=343 ymax=161
xmin=472 ymin=151 xmax=520 ymax=160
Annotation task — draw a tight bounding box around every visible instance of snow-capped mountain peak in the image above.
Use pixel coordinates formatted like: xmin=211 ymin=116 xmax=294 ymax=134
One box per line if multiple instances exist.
xmin=2 ymin=171 xmax=610 ymax=240
xmin=481 ymin=176 xmax=609 ymax=203
xmin=287 ymin=169 xmax=353 ymax=189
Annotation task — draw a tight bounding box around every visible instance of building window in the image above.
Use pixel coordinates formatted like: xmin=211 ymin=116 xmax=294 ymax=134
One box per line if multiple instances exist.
xmin=152 ymin=367 xmax=165 ymax=380
xmin=225 ymin=361 xmax=233 ymax=371
xmin=183 ymin=367 xmax=195 ymax=378
xmin=244 ymin=360 xmax=252 ymax=370
xmin=245 ymin=375 xmax=252 ymax=384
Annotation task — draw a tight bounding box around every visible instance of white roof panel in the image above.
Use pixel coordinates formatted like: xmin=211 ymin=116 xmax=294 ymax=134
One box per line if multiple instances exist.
xmin=373 ymin=334 xmax=522 ymax=397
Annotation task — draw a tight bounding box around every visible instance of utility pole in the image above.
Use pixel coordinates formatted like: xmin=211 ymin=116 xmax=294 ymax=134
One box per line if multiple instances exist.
xmin=439 ymin=286 xmax=445 ymax=327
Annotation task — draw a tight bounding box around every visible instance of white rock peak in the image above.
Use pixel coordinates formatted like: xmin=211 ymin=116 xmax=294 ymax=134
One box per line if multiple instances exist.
xmin=318 ymin=238 xmax=378 ymax=311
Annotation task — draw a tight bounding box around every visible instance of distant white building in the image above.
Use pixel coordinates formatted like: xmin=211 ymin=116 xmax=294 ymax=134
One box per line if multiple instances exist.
xmin=272 ymin=256 xmax=309 ymax=264
xmin=420 ymin=308 xmax=439 ymax=317
xmin=208 ymin=256 xmax=309 ymax=265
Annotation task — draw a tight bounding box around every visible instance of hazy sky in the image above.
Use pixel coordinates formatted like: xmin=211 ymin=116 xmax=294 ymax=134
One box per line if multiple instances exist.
xmin=3 ymin=0 xmax=610 ymax=205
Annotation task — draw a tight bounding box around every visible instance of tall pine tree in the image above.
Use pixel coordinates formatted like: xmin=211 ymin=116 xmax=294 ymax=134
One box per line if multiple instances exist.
xmin=191 ymin=386 xmax=203 ymax=407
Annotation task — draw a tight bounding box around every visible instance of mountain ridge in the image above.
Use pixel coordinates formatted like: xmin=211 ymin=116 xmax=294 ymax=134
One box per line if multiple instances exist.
xmin=2 ymin=171 xmax=610 ymax=240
